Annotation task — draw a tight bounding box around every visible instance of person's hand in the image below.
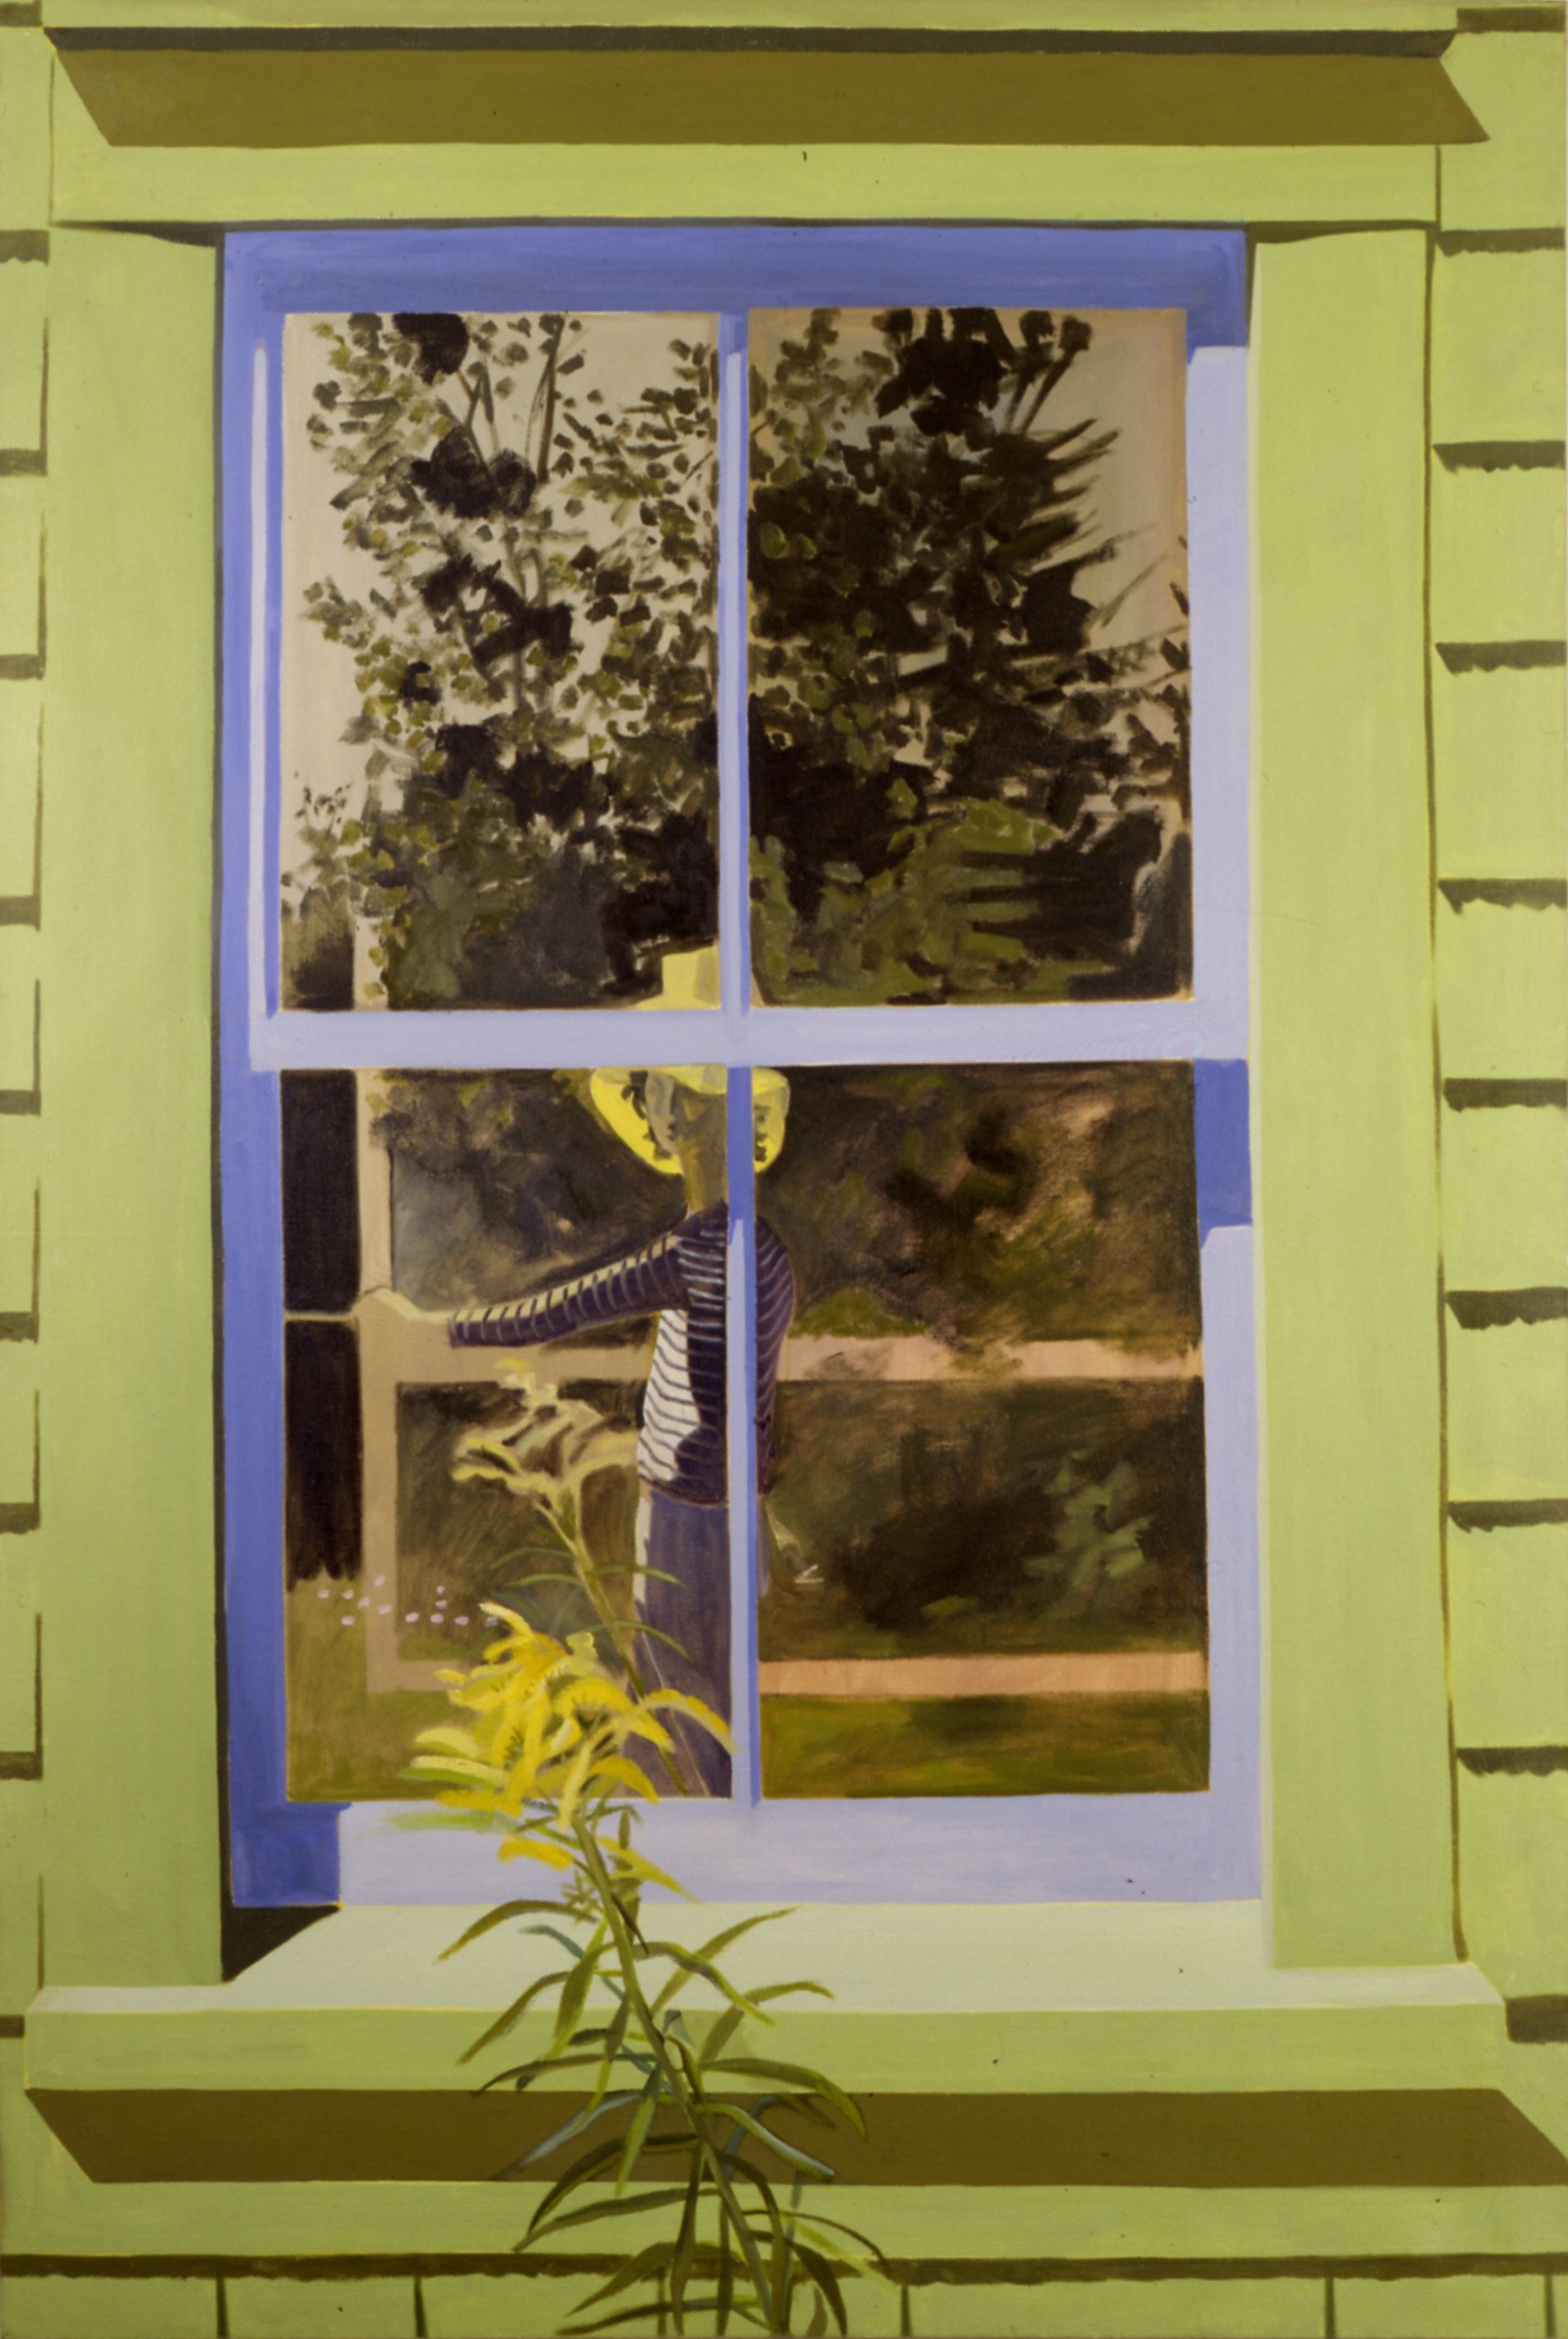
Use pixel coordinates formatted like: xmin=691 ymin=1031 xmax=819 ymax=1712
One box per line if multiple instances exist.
xmin=360 ymin=1284 xmax=430 ymax=1323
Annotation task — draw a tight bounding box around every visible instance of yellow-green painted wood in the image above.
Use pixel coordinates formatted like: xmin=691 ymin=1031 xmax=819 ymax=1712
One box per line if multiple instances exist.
xmin=1450 ymin=1532 xmax=1568 ymax=1746
xmin=38 ymin=0 xmax=1467 ymax=32
xmin=225 ymin=2279 xmax=417 ymax=2339
xmin=0 ymin=1348 xmax=39 ymax=1513
xmin=0 ymin=1555 xmax=37 ymax=1753
xmin=25 ymin=1993 xmax=1508 ymax=2097
xmin=50 ymin=45 xmax=1485 ymax=149
xmin=0 ymin=928 xmax=39 ymax=1093
xmin=1432 ymin=464 xmax=1566 ymax=645
xmin=423 ymin=2277 xmax=654 ymax=2339
xmin=49 ymin=74 xmax=1442 ymax=226
xmin=1499 ymin=2038 xmax=1568 ymax=2164
xmin=911 ymin=2279 xmax=1325 ymax=2338
xmin=38 ymin=227 xmax=222 ymax=1988
xmin=1459 ymin=1770 xmax=1568 ymax=1996
xmin=1440 ymin=1103 xmax=1568 ymax=1290
xmin=1446 ymin=1318 xmax=1568 ymax=1502
xmin=1435 ymin=899 xmax=1568 ymax=1081
xmin=0 ymin=1146 xmax=38 ymax=1325
xmin=5 ymin=2166 xmax=1566 ymax=2270
xmin=0 ymin=32 xmax=50 ymax=231
xmin=1440 ymin=32 xmax=1566 ymax=232
xmin=0 ymin=478 xmax=44 ymax=662
xmin=0 ymin=260 xmax=46 ymax=456
xmin=1335 ymin=2273 xmax=1547 ymax=2339
xmin=1432 ymin=250 xmax=1566 ymax=446
xmin=0 ymin=1783 xmax=44 ymax=2010
xmin=1432 ymin=663 xmax=1568 ymax=880
xmin=0 ymin=681 xmax=42 ymax=902
xmin=1 ymin=2275 xmax=219 ymax=2339
xmin=1253 ymin=233 xmax=1453 ymax=1968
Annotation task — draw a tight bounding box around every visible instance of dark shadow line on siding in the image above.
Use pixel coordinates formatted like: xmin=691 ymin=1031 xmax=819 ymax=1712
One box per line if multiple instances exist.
xmin=1458 ymin=1744 xmax=1568 ymax=1776
xmin=1444 ymin=1077 xmax=1568 ymax=1109
xmin=1440 ymin=878 xmax=1568 ymax=911
xmin=1436 ymin=440 xmax=1565 ymax=470
xmin=1447 ymin=1286 xmax=1568 ymax=1328
xmin=1449 ymin=1497 xmax=1568 ymax=1529
xmin=1436 ymin=639 xmax=1567 ymax=672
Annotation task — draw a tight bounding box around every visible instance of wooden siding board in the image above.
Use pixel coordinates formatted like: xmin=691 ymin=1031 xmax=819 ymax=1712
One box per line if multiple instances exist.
xmin=0 ymin=2274 xmax=219 ymax=2338
xmin=0 ymin=258 xmax=46 ymax=457
xmin=0 ymin=32 xmax=50 ymax=230
xmin=1441 ymin=1100 xmax=1568 ymax=1288
xmin=1459 ymin=1768 xmax=1568 ymax=1996
xmin=906 ymin=2278 xmax=1328 ymax=2336
xmin=1432 ymin=462 xmax=1567 ymax=643
xmin=1432 ymin=247 xmax=1567 ymax=444
xmin=1255 ymin=232 xmax=1453 ymax=1966
xmin=1435 ymin=899 xmax=1568 ymax=1081
xmin=1440 ymin=31 xmax=1567 ymax=231
xmin=224 ymin=2278 xmax=419 ymax=2339
xmin=1450 ymin=1530 xmax=1568 ymax=1746
xmin=37 ymin=227 xmax=222 ymax=1987
xmin=1432 ymin=661 xmax=1568 ymax=879
xmin=1447 ymin=1317 xmax=1568 ymax=1501
xmin=0 ymin=478 xmax=44 ymax=665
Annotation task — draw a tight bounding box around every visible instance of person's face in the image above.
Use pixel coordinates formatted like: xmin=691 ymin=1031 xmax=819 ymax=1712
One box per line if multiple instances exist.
xmin=643 ymin=1073 xmax=726 ymax=1177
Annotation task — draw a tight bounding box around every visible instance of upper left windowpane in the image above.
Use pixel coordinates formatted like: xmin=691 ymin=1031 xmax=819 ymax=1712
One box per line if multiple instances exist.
xmin=280 ymin=311 xmax=720 ymax=1011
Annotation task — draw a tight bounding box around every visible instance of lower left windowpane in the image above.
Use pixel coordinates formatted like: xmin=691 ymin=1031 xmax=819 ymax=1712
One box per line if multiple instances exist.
xmin=280 ymin=1065 xmax=734 ymax=1802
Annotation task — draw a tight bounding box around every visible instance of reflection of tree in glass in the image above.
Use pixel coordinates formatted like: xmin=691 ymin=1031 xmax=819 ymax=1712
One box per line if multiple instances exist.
xmin=291 ymin=312 xmax=718 ymax=1009
xmin=769 ymin=1065 xmax=1200 ymax=1356
xmin=749 ymin=306 xmax=1191 ymax=1004
xmin=765 ymin=1383 xmax=1206 ymax=1661
xmin=372 ymin=1071 xmax=673 ymax=1312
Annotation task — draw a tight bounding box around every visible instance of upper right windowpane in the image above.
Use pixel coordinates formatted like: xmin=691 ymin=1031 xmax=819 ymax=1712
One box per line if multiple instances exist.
xmin=748 ymin=305 xmax=1191 ymax=1006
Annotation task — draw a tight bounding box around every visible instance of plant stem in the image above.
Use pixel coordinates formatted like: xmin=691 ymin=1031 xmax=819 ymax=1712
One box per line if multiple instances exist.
xmin=572 ymin=1816 xmax=779 ymax=2324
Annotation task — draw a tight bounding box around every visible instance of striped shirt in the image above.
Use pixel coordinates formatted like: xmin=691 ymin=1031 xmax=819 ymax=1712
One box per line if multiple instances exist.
xmin=449 ymin=1204 xmax=795 ymax=1506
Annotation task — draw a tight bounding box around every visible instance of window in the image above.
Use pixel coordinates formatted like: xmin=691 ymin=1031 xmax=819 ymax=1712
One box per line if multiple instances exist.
xmin=221 ymin=226 xmax=1256 ymax=1907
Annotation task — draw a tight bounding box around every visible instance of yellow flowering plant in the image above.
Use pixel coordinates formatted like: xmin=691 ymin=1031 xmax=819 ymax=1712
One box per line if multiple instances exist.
xmin=410 ymin=1605 xmax=895 ymax=2336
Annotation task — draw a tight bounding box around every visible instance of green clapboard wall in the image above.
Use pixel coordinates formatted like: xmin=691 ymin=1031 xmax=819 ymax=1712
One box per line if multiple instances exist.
xmin=0 ymin=5 xmax=1564 ymax=2334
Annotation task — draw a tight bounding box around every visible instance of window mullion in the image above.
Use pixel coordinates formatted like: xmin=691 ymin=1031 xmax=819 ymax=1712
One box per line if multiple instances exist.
xmin=725 ymin=1066 xmax=761 ymax=1806
xmin=717 ymin=311 xmax=752 ymax=1019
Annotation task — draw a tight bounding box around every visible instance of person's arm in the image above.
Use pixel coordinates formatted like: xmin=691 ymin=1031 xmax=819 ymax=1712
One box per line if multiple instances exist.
xmin=449 ymin=1229 xmax=687 ymax=1349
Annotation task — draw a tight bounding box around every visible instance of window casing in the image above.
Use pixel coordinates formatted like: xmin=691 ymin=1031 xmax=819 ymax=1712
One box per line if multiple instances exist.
xmin=221 ymin=224 xmax=1258 ymax=1907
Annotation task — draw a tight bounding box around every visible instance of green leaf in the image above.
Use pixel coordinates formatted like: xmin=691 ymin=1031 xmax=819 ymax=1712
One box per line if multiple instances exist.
xmin=549 ymin=1920 xmax=609 ymax=2058
xmin=713 ymin=2102 xmax=836 ymax=2182
xmin=707 ymin=2057 xmax=866 ymax=2137
xmin=524 ymin=2133 xmax=633 ymax=2236
xmin=638 ymin=1941 xmax=768 ymax=2023
xmin=458 ymin=1967 xmax=573 ymax=2064
xmin=493 ymin=2089 xmax=644 ymax=2178
xmin=523 ymin=2184 xmax=691 ymax=2245
xmin=439 ymin=1898 xmax=568 ymax=1960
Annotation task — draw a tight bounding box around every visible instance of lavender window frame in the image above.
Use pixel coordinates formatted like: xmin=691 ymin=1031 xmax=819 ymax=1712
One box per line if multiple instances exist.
xmin=220 ymin=224 xmax=1256 ymax=1907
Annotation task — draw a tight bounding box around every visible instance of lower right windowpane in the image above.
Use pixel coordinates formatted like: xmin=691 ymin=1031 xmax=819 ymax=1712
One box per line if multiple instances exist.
xmin=757 ymin=1061 xmax=1209 ymax=1798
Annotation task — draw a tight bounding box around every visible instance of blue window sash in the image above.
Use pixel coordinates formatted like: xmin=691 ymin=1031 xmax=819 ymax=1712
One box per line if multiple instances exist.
xmin=221 ymin=224 xmax=1257 ymax=1906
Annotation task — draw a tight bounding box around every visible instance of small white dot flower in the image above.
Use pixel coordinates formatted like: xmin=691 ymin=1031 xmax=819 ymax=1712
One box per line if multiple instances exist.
xmin=405 ymin=1612 xmax=419 ymax=1623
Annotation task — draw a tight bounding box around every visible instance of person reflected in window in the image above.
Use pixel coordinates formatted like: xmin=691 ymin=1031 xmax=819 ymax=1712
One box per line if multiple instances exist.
xmin=449 ymin=1059 xmax=792 ymax=1798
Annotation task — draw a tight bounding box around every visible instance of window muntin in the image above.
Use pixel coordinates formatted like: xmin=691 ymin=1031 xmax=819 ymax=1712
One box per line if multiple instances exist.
xmin=222 ymin=226 xmax=1256 ymax=1907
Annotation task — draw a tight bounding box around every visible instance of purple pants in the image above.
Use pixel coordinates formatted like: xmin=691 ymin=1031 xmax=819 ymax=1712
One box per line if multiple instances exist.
xmin=636 ymin=1486 xmax=735 ymax=1798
